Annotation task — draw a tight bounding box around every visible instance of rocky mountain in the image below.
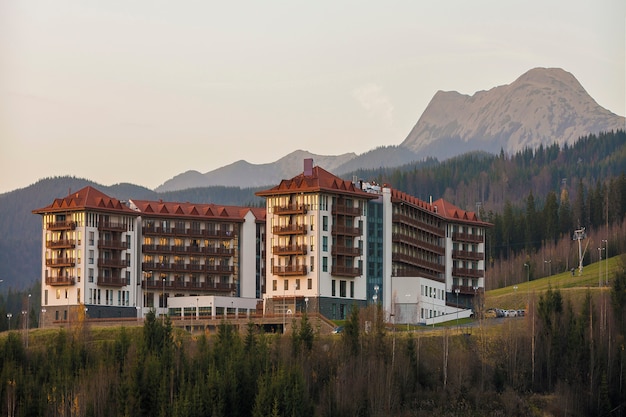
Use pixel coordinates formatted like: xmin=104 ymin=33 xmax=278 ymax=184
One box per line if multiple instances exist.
xmin=401 ymin=67 xmax=625 ymax=159
xmin=151 ymin=68 xmax=626 ymax=192
xmin=156 ymin=150 xmax=357 ymax=192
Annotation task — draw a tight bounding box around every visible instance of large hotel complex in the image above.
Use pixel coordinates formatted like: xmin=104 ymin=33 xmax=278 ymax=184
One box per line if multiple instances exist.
xmin=33 ymin=159 xmax=490 ymax=327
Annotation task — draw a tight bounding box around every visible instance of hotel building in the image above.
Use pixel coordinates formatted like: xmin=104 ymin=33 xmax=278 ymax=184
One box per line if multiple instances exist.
xmin=33 ymin=160 xmax=489 ymax=326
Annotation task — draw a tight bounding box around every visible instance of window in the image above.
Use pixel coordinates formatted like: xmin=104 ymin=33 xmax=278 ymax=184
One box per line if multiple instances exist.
xmin=88 ymin=268 xmax=94 ymax=283
xmin=310 ymin=215 xmax=314 ymax=231
xmin=77 ymin=288 xmax=80 ymax=303
xmin=307 ymin=278 xmax=312 ymax=290
xmin=322 ymin=236 xmax=328 ymax=252
xmin=322 ymin=257 xmax=328 ymax=272
xmin=89 ymin=250 xmax=94 ymax=265
xmin=310 ymin=256 xmax=314 ymax=272
xmin=340 ymin=281 xmax=346 ymax=297
xmin=56 ymin=289 xmax=61 ymax=300
xmin=322 ymin=216 xmax=328 ymax=231
xmin=89 ymin=231 xmax=94 ymax=246
xmin=272 ymin=280 xmax=277 ymax=291
xmin=350 ymin=281 xmax=354 ymax=298
xmin=331 ymin=280 xmax=336 ymax=296
xmin=284 ymin=280 xmax=288 ymax=291
xmin=295 ymin=279 xmax=300 ymax=290
xmin=77 ymin=268 xmax=81 ymax=283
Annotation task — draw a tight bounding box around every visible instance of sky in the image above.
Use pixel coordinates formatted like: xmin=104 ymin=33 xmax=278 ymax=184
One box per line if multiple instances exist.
xmin=0 ymin=1 xmax=624 ymax=194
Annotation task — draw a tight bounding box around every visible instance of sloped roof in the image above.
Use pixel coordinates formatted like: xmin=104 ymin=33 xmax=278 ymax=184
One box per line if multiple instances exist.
xmin=130 ymin=199 xmax=263 ymax=222
xmin=389 ymin=188 xmax=438 ymax=214
xmin=255 ymin=165 xmax=377 ymax=200
xmin=32 ymin=186 xmax=137 ymax=215
xmin=431 ymin=198 xmax=491 ymax=226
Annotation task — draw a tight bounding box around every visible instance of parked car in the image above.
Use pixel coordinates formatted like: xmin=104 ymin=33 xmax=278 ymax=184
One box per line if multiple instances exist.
xmin=332 ymin=326 xmax=344 ymax=334
xmin=485 ymin=308 xmax=497 ymax=318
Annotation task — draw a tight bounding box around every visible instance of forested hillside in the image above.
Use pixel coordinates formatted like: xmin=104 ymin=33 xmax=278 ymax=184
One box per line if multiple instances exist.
xmin=2 ymin=269 xmax=626 ymax=417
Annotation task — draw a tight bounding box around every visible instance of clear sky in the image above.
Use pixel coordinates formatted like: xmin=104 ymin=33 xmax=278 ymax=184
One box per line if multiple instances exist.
xmin=1 ymin=1 xmax=624 ymax=194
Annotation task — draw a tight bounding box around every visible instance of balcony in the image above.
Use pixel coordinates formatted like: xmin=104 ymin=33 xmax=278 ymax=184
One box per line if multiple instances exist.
xmin=395 ymin=267 xmax=442 ymax=282
xmin=272 ymin=265 xmax=308 ymax=276
xmin=98 ymin=239 xmax=127 ymax=250
xmin=46 ymin=239 xmax=76 ymax=249
xmin=47 ymin=221 xmax=76 ymax=231
xmin=392 ymin=253 xmax=445 ymax=273
xmin=391 ymin=233 xmax=445 ymax=255
xmin=331 ymin=225 xmax=362 ymax=236
xmin=97 ymin=276 xmax=129 ymax=287
xmin=206 ymin=265 xmax=234 ymax=274
xmin=273 ymin=244 xmax=307 ymax=255
xmin=331 ymin=266 xmax=362 ymax=277
xmin=145 ymin=279 xmax=236 ymax=293
xmin=97 ymin=258 xmax=129 ymax=268
xmin=331 ymin=246 xmax=362 ymax=256
xmin=98 ymin=222 xmax=128 ymax=232
xmin=452 ymin=250 xmax=484 ymax=261
xmin=46 ymin=257 xmax=76 ymax=267
xmin=273 ymin=204 xmax=308 ymax=215
xmin=332 ymin=204 xmax=361 ymax=216
xmin=204 ymin=247 xmax=234 ymax=257
xmin=452 ymin=267 xmax=485 ymax=279
xmin=272 ymin=224 xmax=307 ymax=235
xmin=452 ymin=232 xmax=483 ymax=244
xmin=45 ymin=276 xmax=76 ymax=286
xmin=392 ymin=214 xmax=444 ymax=237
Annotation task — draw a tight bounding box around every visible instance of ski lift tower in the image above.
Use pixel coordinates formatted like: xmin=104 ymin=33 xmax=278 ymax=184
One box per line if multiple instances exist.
xmin=573 ymin=227 xmax=586 ymax=275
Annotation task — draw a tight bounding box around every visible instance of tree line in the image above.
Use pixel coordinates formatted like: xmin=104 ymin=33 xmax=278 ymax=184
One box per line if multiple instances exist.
xmin=2 ymin=261 xmax=626 ymax=416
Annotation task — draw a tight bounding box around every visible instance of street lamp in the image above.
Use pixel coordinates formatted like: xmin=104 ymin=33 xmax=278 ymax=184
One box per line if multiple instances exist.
xmin=598 ymin=247 xmax=605 ymax=288
xmin=162 ymin=277 xmax=166 ymax=324
xmin=544 ymin=260 xmax=551 ymax=276
xmin=40 ymin=308 xmax=46 ymax=329
xmin=524 ymin=263 xmax=530 ymax=308
xmin=602 ymin=239 xmax=608 ymax=286
xmin=6 ymin=313 xmax=12 ymax=330
xmin=304 ymin=297 xmax=309 ymax=314
xmin=21 ymin=310 xmax=27 ymax=347
xmin=26 ymin=293 xmax=31 ymax=348
xmin=455 ymin=288 xmax=460 ymax=331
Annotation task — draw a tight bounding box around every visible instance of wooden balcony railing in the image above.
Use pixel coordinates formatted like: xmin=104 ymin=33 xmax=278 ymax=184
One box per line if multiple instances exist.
xmin=46 ymin=258 xmax=76 ymax=267
xmin=452 ymin=250 xmax=484 ymax=261
xmin=331 ymin=246 xmax=362 ymax=256
xmin=332 ymin=205 xmax=362 ymax=216
xmin=452 ymin=267 xmax=485 ymax=279
xmin=97 ymin=222 xmax=128 ymax=232
xmin=392 ymin=253 xmax=445 ymax=273
xmin=273 ymin=204 xmax=308 ymax=215
xmin=273 ymin=245 xmax=308 ymax=255
xmin=331 ymin=225 xmax=362 ymax=236
xmin=47 ymin=221 xmax=76 ymax=231
xmin=45 ymin=276 xmax=76 ymax=286
xmin=46 ymin=239 xmax=76 ymax=249
xmin=452 ymin=232 xmax=483 ymax=243
xmin=272 ymin=265 xmax=308 ymax=276
xmin=331 ymin=266 xmax=362 ymax=277
xmin=272 ymin=225 xmax=307 ymax=235
xmin=98 ymin=239 xmax=128 ymax=250
xmin=97 ymin=259 xmax=129 ymax=268
xmin=392 ymin=213 xmax=444 ymax=237
xmin=97 ymin=276 xmax=129 ymax=287
xmin=391 ymin=233 xmax=445 ymax=255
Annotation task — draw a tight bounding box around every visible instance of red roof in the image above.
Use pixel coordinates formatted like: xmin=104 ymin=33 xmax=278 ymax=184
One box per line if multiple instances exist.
xmin=130 ymin=199 xmax=263 ymax=222
xmin=255 ymin=165 xmax=377 ymax=200
xmin=32 ymin=186 xmax=137 ymax=215
xmin=389 ymin=188 xmax=438 ymax=213
xmin=431 ymin=198 xmax=490 ymax=226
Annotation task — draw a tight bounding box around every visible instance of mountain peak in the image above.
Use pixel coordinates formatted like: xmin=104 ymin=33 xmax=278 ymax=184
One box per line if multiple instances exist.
xmin=401 ymin=67 xmax=624 ymax=159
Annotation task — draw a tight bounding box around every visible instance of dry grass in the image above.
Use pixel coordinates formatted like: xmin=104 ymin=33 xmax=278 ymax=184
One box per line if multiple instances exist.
xmin=485 ymin=255 xmax=623 ymax=311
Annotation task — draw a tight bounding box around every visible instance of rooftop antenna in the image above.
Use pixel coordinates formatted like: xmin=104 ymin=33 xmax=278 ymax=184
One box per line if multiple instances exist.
xmin=573 ymin=227 xmax=586 ymax=275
